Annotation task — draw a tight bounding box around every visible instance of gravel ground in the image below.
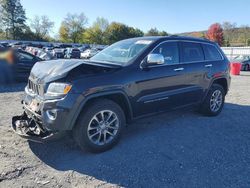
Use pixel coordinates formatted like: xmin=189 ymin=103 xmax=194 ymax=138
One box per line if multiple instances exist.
xmin=0 ymin=72 xmax=250 ymax=188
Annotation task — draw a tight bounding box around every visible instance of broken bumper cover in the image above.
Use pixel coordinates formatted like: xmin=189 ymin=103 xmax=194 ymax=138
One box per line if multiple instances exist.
xmin=11 ymin=91 xmax=82 ymax=142
xmin=12 ymin=112 xmax=65 ymax=143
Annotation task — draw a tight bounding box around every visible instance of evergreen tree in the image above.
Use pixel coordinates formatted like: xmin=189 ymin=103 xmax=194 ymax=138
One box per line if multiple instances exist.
xmin=0 ymin=0 xmax=27 ymax=39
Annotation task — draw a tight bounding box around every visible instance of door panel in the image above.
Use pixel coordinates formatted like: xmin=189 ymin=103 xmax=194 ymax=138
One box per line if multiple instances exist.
xmin=132 ymin=41 xmax=188 ymax=117
xmin=133 ymin=64 xmax=189 ymax=116
xmin=179 ymin=42 xmax=207 ymax=104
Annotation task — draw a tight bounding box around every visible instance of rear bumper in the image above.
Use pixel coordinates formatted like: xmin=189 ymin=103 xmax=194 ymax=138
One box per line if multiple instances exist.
xmin=11 ymin=112 xmax=63 ymax=142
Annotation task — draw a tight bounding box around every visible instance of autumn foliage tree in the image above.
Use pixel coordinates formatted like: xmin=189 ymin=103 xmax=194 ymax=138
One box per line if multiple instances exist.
xmin=206 ymin=23 xmax=224 ymax=46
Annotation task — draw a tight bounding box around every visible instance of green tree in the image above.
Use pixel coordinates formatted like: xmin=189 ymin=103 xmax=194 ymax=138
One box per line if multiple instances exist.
xmin=82 ymin=17 xmax=109 ymax=44
xmin=145 ymin=28 xmax=159 ymax=36
xmin=145 ymin=28 xmax=168 ymax=36
xmin=0 ymin=29 xmax=5 ymax=39
xmin=128 ymin=27 xmax=144 ymax=38
xmin=94 ymin=17 xmax=109 ymax=33
xmin=0 ymin=0 xmax=27 ymax=39
xmin=241 ymin=25 xmax=250 ymax=46
xmin=59 ymin=13 xmax=88 ymax=43
xmin=247 ymin=38 xmax=250 ymax=46
xmin=222 ymin=22 xmax=236 ymax=46
xmin=105 ymin=22 xmax=144 ymax=44
xmin=30 ymin=15 xmax=54 ymax=40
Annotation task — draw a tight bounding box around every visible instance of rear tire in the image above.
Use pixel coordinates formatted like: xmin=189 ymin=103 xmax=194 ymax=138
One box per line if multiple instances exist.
xmin=73 ymin=99 xmax=125 ymax=153
xmin=199 ymin=84 xmax=225 ymax=116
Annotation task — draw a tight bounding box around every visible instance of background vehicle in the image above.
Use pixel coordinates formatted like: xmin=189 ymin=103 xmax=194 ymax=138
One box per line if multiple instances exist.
xmin=65 ymin=48 xmax=81 ymax=59
xmin=81 ymin=48 xmax=99 ymax=59
xmin=43 ymin=47 xmax=54 ymax=53
xmin=78 ymin=45 xmax=90 ymax=53
xmin=12 ymin=36 xmax=230 ymax=153
xmin=52 ymin=47 xmax=65 ymax=58
xmin=0 ymin=44 xmax=6 ymax=52
xmin=232 ymin=55 xmax=250 ymax=71
xmin=0 ymin=49 xmax=41 ymax=84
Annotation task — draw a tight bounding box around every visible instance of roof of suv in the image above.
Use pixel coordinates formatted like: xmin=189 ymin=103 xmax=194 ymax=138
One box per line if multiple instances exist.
xmin=134 ymin=35 xmax=215 ymax=44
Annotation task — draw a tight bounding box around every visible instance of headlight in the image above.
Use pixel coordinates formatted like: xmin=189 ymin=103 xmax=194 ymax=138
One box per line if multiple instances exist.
xmin=46 ymin=83 xmax=72 ymax=96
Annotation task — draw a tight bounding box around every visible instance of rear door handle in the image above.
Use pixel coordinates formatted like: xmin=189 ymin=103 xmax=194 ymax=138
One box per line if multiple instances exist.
xmin=174 ymin=68 xmax=184 ymax=71
xmin=205 ymin=64 xmax=212 ymax=68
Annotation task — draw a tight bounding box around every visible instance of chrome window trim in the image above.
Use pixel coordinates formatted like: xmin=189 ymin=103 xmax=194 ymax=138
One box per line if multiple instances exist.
xmin=202 ymin=43 xmax=224 ymax=62
xmin=144 ymin=39 xmax=225 ymax=68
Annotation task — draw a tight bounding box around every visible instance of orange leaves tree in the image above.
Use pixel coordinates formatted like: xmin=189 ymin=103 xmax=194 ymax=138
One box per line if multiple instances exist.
xmin=206 ymin=23 xmax=224 ymax=46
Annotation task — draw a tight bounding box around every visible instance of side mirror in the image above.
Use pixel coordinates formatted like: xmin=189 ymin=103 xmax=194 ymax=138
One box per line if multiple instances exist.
xmin=147 ymin=54 xmax=165 ymax=65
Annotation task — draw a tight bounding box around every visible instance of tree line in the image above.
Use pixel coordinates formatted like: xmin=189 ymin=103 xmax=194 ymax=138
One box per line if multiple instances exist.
xmin=0 ymin=0 xmax=250 ymax=46
xmin=183 ymin=22 xmax=250 ymax=47
xmin=0 ymin=0 xmax=168 ymax=44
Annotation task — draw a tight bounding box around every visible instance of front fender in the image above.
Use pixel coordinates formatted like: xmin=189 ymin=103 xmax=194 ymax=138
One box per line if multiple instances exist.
xmin=68 ymin=89 xmax=133 ymax=130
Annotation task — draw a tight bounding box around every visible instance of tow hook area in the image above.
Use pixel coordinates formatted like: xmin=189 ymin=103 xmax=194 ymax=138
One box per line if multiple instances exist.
xmin=12 ymin=112 xmax=59 ymax=142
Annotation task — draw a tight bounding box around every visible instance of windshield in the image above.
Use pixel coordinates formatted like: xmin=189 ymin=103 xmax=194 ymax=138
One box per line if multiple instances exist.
xmin=90 ymin=38 xmax=153 ymax=65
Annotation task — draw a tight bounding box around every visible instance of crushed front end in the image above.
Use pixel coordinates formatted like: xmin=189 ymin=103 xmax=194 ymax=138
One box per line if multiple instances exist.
xmin=11 ymin=59 xmax=117 ymax=142
xmin=12 ymin=112 xmax=58 ymax=142
xmin=11 ymin=79 xmax=68 ymax=142
xmin=11 ymin=61 xmax=80 ymax=142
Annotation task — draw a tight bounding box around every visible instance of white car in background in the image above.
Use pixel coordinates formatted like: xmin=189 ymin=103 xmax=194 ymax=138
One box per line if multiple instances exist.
xmin=81 ymin=48 xmax=99 ymax=59
xmin=52 ymin=48 xmax=65 ymax=58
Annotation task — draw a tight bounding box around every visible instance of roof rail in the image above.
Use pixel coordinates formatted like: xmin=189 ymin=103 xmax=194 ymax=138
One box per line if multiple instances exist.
xmin=169 ymin=35 xmax=179 ymax=37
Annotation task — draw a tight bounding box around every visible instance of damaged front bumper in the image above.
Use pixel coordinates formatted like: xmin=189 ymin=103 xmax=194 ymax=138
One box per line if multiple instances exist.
xmin=11 ymin=91 xmax=80 ymax=142
xmin=12 ymin=112 xmax=62 ymax=142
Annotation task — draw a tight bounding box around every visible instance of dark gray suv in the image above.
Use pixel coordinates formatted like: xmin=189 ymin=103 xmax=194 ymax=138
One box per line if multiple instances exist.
xmin=12 ymin=36 xmax=231 ymax=153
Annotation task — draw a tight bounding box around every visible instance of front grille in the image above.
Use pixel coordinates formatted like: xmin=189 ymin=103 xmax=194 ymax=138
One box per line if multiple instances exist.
xmin=28 ymin=79 xmax=44 ymax=96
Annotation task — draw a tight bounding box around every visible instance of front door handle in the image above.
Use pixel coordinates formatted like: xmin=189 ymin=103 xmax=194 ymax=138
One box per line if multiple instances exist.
xmin=174 ymin=67 xmax=184 ymax=71
xmin=205 ymin=64 xmax=212 ymax=68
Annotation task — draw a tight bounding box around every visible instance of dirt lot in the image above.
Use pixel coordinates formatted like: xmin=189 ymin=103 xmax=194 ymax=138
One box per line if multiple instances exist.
xmin=0 ymin=72 xmax=250 ymax=188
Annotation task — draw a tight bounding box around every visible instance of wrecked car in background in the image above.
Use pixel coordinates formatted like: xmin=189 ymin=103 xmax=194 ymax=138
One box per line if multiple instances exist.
xmin=0 ymin=49 xmax=42 ymax=84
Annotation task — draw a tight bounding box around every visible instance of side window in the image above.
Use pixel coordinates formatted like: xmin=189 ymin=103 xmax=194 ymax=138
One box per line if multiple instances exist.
xmin=202 ymin=44 xmax=222 ymax=61
xmin=151 ymin=42 xmax=179 ymax=65
xmin=17 ymin=52 xmax=34 ymax=61
xmin=180 ymin=42 xmax=204 ymax=62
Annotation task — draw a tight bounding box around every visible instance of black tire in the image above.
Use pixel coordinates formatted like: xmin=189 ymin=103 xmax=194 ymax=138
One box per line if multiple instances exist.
xmin=73 ymin=99 xmax=125 ymax=153
xmin=199 ymin=84 xmax=225 ymax=116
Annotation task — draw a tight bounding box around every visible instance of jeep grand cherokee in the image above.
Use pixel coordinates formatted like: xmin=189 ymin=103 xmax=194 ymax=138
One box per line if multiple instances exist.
xmin=12 ymin=36 xmax=231 ymax=153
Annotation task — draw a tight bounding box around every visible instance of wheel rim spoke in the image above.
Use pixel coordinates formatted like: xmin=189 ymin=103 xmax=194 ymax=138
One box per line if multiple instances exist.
xmin=90 ymin=131 xmax=100 ymax=138
xmin=103 ymin=131 xmax=107 ymax=144
xmin=100 ymin=111 xmax=105 ymax=122
xmin=210 ymin=90 xmax=223 ymax=112
xmin=87 ymin=110 xmax=119 ymax=146
xmin=107 ymin=117 xmax=118 ymax=126
xmin=106 ymin=130 xmax=114 ymax=136
xmin=106 ymin=112 xmax=113 ymax=122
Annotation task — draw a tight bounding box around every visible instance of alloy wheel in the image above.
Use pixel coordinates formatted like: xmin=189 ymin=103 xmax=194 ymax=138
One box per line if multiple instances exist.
xmin=87 ymin=110 xmax=119 ymax=145
xmin=210 ymin=90 xmax=223 ymax=112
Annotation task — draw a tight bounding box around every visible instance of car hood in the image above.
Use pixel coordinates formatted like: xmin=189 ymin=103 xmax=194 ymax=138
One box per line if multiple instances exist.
xmin=30 ymin=59 xmax=120 ymax=83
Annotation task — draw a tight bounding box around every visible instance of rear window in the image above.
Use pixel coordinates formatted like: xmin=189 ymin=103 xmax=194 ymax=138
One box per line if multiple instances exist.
xmin=202 ymin=44 xmax=222 ymax=61
xmin=180 ymin=42 xmax=204 ymax=62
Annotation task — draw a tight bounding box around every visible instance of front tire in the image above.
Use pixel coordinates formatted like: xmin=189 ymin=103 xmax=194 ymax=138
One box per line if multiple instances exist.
xmin=73 ymin=99 xmax=125 ymax=153
xmin=199 ymin=84 xmax=225 ymax=116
